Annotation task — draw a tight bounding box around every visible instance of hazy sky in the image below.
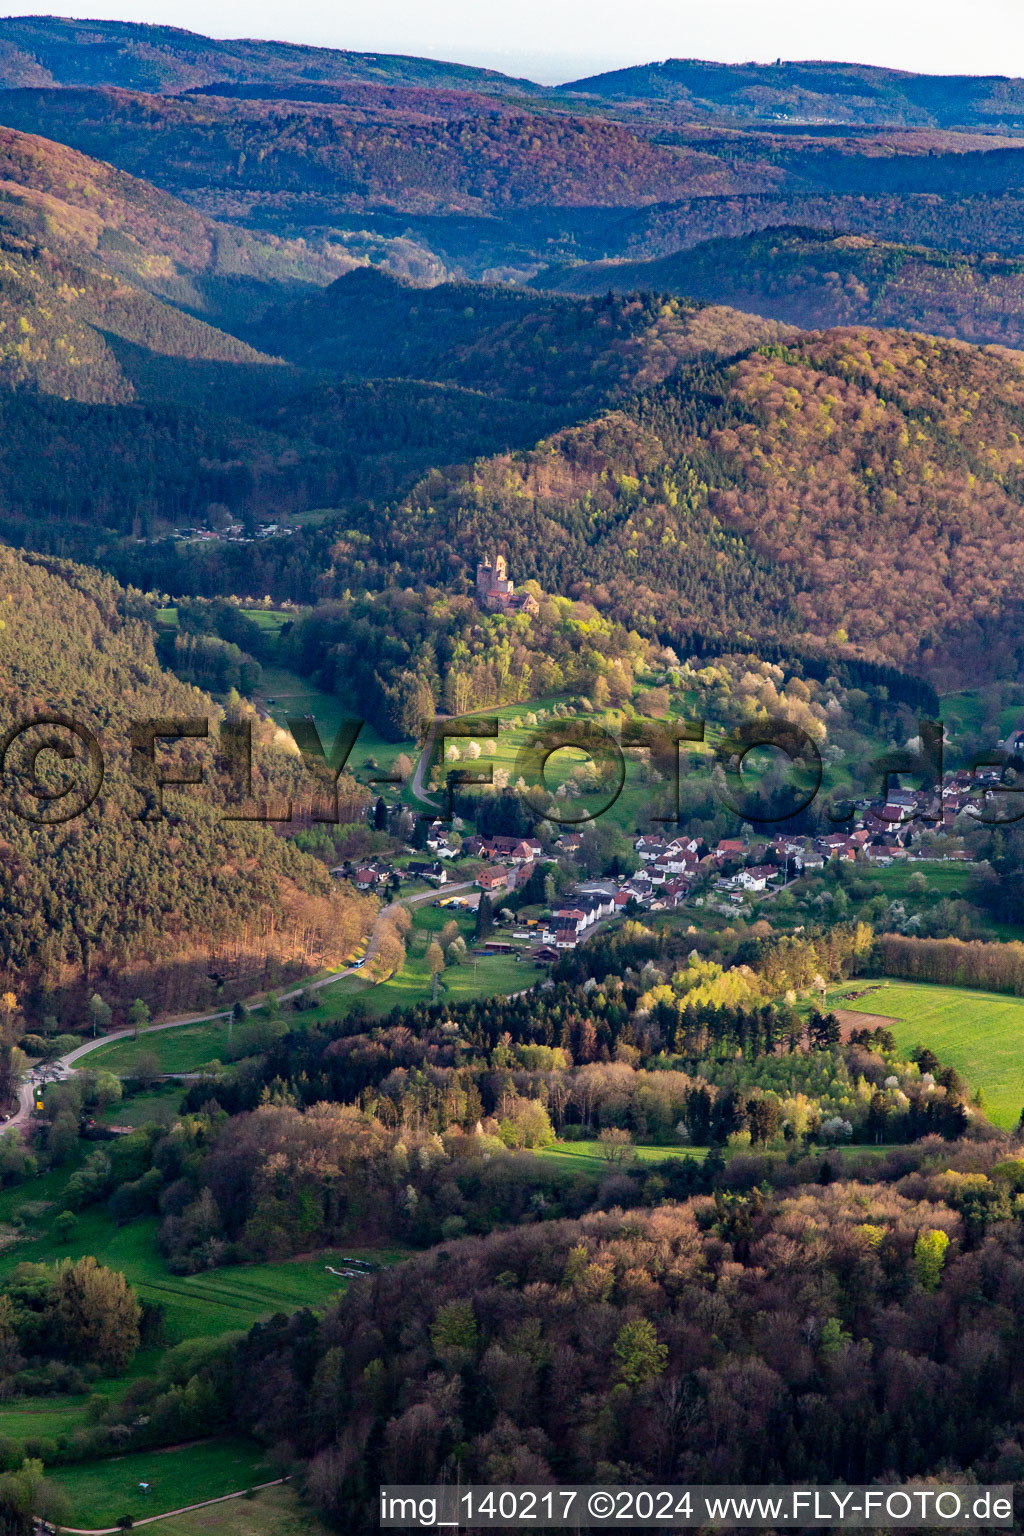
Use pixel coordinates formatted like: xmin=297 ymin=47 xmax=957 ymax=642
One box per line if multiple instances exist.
xmin=4 ymin=0 xmax=1024 ymax=83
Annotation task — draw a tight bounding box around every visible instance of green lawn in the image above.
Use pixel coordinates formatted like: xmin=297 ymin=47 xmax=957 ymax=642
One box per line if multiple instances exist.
xmin=830 ymin=979 xmax=1024 ymax=1129
xmin=78 ymin=976 xmax=363 ymax=1076
xmin=368 ymin=945 xmax=531 ymax=1015
xmin=50 ymin=1438 xmax=275 ymax=1528
xmin=240 ymin=607 xmax=297 ymax=633
xmin=281 ymin=900 xmax=534 ymax=1029
xmin=98 ymin=1085 xmax=184 ymax=1127
xmin=77 ymin=916 xmax=533 ymax=1073
xmin=939 ymin=688 xmax=1023 ymax=744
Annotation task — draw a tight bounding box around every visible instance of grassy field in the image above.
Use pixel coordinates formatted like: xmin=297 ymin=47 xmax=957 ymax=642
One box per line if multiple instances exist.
xmin=83 ymin=1021 xmax=237 ymax=1077
xmin=76 ymin=902 xmax=535 ymax=1074
xmin=0 ymin=1167 xmax=404 ymax=1463
xmin=240 ymin=607 xmax=296 ymax=633
xmin=866 ymin=864 xmax=977 ymax=897
xmin=939 ymin=688 xmax=1023 ymax=744
xmin=0 ymin=1203 xmax=389 ymax=1338
xmin=153 ymin=1482 xmax=331 ymax=1536
xmin=256 ymin=664 xmax=412 ymax=784
xmin=270 ymin=896 xmax=536 ymax=1030
xmin=534 ymin=1140 xmax=708 ymax=1170
xmin=830 ymin=979 xmax=1024 ymax=1129
xmin=50 ymin=1438 xmax=275 ymax=1528
xmin=0 ymin=1149 xmax=405 ymax=1458
xmin=98 ymin=1085 xmax=184 ymax=1127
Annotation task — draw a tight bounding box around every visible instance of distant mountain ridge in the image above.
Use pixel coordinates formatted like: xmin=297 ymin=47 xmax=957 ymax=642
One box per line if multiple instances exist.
xmin=0 ymin=15 xmax=543 ymax=95
xmin=562 ymin=58 xmax=1024 ymax=128
xmin=2 ymin=21 xmax=1024 ymax=132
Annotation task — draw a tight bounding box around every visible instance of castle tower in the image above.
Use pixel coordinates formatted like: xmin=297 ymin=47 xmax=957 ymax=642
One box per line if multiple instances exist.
xmin=476 ymin=552 xmax=515 ymax=610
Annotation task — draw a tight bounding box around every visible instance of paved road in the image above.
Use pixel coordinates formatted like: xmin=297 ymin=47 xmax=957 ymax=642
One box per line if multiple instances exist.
xmin=8 ymin=881 xmax=475 ymax=1132
xmin=410 ymin=714 xmax=445 ymax=808
xmin=409 ymin=705 xmax=507 ymax=808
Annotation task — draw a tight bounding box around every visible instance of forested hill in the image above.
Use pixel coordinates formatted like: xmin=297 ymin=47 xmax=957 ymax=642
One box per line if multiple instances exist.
xmin=535 ymin=229 xmax=1024 ymax=351
xmin=564 ymin=57 xmax=1024 ymax=128
xmin=4 ymin=61 xmax=1024 ymax=281
xmin=249 ymin=270 xmax=794 ymax=409
xmin=0 ymin=548 xmax=374 ymax=1014
xmin=0 ymin=229 xmax=284 ymax=403
xmin=335 ymin=325 xmax=1024 ymax=684
xmin=4 ymin=21 xmax=1024 ymax=134
xmin=0 ymin=262 xmax=792 ymax=546
xmin=0 ymin=87 xmax=762 ymax=219
xmin=0 ymin=124 xmax=372 ymax=403
xmin=0 ymin=17 xmax=543 ymax=95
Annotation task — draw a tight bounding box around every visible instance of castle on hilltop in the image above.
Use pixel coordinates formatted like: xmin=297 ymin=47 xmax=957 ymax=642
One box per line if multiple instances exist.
xmin=475 ymin=553 xmax=539 ymax=617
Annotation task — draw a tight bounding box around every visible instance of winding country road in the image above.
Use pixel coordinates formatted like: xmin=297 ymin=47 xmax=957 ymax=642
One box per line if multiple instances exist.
xmin=8 ymin=881 xmax=475 ymax=1131
xmin=409 ymin=714 xmax=444 ymax=808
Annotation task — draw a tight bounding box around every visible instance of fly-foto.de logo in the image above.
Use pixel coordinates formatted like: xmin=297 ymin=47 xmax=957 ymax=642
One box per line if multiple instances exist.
xmin=0 ymin=711 xmax=1015 ymax=829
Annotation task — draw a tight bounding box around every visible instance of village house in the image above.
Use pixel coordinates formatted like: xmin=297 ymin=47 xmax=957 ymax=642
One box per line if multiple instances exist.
xmin=634 ymin=835 xmax=669 ymax=862
xmin=530 ymin=944 xmax=561 ymax=965
xmin=478 ymin=835 xmax=542 ymax=864
xmin=346 ymin=859 xmax=392 ymax=890
xmin=407 ymin=860 xmax=448 ymax=886
xmin=477 ymin=864 xmax=512 ymax=895
xmin=655 ymin=849 xmax=700 ymax=876
xmin=550 ymin=907 xmax=588 ymax=935
xmin=737 ymin=864 xmax=779 ymax=892
xmin=476 ymin=860 xmax=536 ymax=896
xmin=576 ymin=885 xmax=617 ymax=920
xmin=814 ymin=834 xmax=858 ymax=861
xmin=616 ymin=874 xmax=654 ymax=907
xmin=714 ymin=838 xmax=747 ymax=865
xmin=425 ymin=820 xmax=458 ymax=857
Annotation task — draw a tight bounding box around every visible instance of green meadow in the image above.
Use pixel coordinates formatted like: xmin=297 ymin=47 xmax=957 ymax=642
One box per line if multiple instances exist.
xmin=534 ymin=1140 xmax=708 ymax=1172
xmin=50 ymin=1439 xmax=276 ymax=1528
xmin=255 ymin=663 xmax=412 ymax=783
xmin=830 ymin=979 xmax=1024 ymax=1130
xmin=0 ymin=1203 xmax=386 ymax=1341
xmin=0 ymin=1150 xmax=405 ymax=1473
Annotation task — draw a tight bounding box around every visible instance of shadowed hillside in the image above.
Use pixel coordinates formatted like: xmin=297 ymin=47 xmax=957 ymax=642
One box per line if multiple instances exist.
xmin=0 ymin=548 xmax=374 ymax=1010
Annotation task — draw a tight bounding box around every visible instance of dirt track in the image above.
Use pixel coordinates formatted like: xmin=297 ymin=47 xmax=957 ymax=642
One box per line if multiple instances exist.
xmin=833 ymin=1007 xmax=899 ymax=1037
